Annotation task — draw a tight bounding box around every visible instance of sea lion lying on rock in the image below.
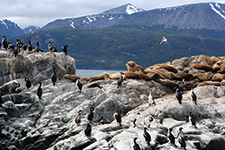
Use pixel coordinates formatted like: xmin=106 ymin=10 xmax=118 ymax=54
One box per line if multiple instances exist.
xmin=197 ymin=55 xmax=217 ymax=66
xmin=126 ymin=61 xmax=144 ymax=72
xmin=64 ymin=74 xmax=81 ymax=82
xmin=212 ymin=73 xmax=224 ymax=82
xmin=197 ymin=81 xmax=221 ymax=87
xmin=88 ymin=72 xmax=110 ymax=83
xmin=191 ymin=63 xmax=214 ymax=72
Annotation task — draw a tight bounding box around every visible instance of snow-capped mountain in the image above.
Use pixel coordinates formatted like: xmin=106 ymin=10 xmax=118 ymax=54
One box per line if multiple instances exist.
xmin=115 ymin=2 xmax=225 ymax=30
xmin=23 ymin=26 xmax=40 ymax=34
xmin=41 ymin=3 xmax=144 ymax=30
xmin=0 ymin=19 xmax=24 ymax=37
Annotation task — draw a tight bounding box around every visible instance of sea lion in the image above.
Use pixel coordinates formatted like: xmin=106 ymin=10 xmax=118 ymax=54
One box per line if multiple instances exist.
xmin=198 ymin=55 xmax=217 ymax=66
xmin=197 ymin=81 xmax=221 ymax=87
xmin=212 ymin=73 xmax=224 ymax=82
xmin=123 ymin=71 xmax=140 ymax=79
xmin=126 ymin=61 xmax=144 ymax=72
xmin=191 ymin=63 xmax=213 ymax=72
xmin=156 ymin=78 xmax=179 ymax=88
xmin=88 ymin=72 xmax=110 ymax=83
xmin=64 ymin=74 xmax=81 ymax=82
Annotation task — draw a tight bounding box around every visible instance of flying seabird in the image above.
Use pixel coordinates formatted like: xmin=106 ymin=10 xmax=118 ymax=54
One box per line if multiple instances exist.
xmin=76 ymin=78 xmax=83 ymax=93
xmin=191 ymin=89 xmax=197 ymax=105
xmin=168 ymin=128 xmax=177 ymax=147
xmin=62 ymin=45 xmax=68 ymax=55
xmin=143 ymin=127 xmax=151 ymax=146
xmin=36 ymin=82 xmax=43 ymax=100
xmin=88 ymin=82 xmax=105 ymax=94
xmin=133 ymin=112 xmax=141 ymax=128
xmin=144 ymin=116 xmax=154 ymax=128
xmin=51 ymin=67 xmax=57 ymax=86
xmin=189 ymin=112 xmax=197 ymax=129
xmin=25 ymin=78 xmax=32 ymax=90
xmin=84 ymin=123 xmax=92 ymax=137
xmin=114 ymin=112 xmax=122 ymax=127
xmin=148 ymin=91 xmax=156 ymax=106
xmin=176 ymin=88 xmax=182 ymax=105
xmin=87 ymin=107 xmax=94 ymax=123
xmin=117 ymin=72 xmax=124 ymax=88
xmin=157 ymin=37 xmax=167 ymax=46
xmin=179 ymin=78 xmax=185 ymax=91
xmin=48 ymin=42 xmax=57 ymax=52
xmin=133 ymin=137 xmax=141 ymax=150
xmin=75 ymin=110 xmax=82 ymax=126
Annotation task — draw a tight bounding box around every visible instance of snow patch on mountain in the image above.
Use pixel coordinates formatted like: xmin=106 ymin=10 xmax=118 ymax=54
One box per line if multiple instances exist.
xmin=210 ymin=3 xmax=225 ymax=19
xmin=126 ymin=5 xmax=139 ymax=15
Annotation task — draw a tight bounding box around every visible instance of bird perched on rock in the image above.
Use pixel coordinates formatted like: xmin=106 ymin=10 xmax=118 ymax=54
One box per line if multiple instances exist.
xmin=189 ymin=112 xmax=197 ymax=129
xmin=133 ymin=137 xmax=141 ymax=150
xmin=62 ymin=45 xmax=68 ymax=55
xmin=176 ymin=88 xmax=182 ymax=104
xmin=2 ymin=36 xmax=8 ymax=49
xmin=12 ymin=83 xmax=20 ymax=93
xmin=51 ymin=67 xmax=57 ymax=86
xmin=87 ymin=107 xmax=94 ymax=123
xmin=168 ymin=128 xmax=177 ymax=147
xmin=133 ymin=112 xmax=141 ymax=128
xmin=36 ymin=82 xmax=43 ymax=100
xmin=25 ymin=78 xmax=31 ymax=90
xmin=76 ymin=78 xmax=83 ymax=93
xmin=114 ymin=112 xmax=122 ymax=127
xmin=178 ymin=127 xmax=186 ymax=150
xmin=144 ymin=116 xmax=154 ymax=128
xmin=179 ymin=78 xmax=185 ymax=91
xmin=143 ymin=127 xmax=151 ymax=146
xmin=88 ymin=82 xmax=105 ymax=94
xmin=75 ymin=110 xmax=82 ymax=126
xmin=48 ymin=42 xmax=57 ymax=52
xmin=157 ymin=37 xmax=167 ymax=46
xmin=34 ymin=41 xmax=43 ymax=52
xmin=148 ymin=91 xmax=156 ymax=106
xmin=191 ymin=89 xmax=197 ymax=105
xmin=84 ymin=123 xmax=92 ymax=137
xmin=97 ymin=116 xmax=107 ymax=124
xmin=117 ymin=72 xmax=124 ymax=88
xmin=28 ymin=41 xmax=33 ymax=51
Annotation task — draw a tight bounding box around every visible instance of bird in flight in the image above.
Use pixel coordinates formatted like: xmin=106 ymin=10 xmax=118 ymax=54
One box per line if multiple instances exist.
xmin=157 ymin=37 xmax=167 ymax=46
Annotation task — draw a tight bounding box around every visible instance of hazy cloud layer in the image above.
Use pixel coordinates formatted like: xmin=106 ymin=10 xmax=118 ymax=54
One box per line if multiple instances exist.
xmin=0 ymin=0 xmax=223 ymax=28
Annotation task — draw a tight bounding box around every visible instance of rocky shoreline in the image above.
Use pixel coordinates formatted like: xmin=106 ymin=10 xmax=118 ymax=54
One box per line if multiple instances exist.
xmin=1 ymin=49 xmax=225 ymax=150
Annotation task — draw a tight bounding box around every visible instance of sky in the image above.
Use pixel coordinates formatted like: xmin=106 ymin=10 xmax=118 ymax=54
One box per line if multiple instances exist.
xmin=0 ymin=0 xmax=225 ymax=29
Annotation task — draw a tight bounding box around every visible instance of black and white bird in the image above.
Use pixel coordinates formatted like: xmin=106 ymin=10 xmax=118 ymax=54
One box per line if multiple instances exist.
xmin=168 ymin=128 xmax=177 ymax=147
xmin=189 ymin=112 xmax=197 ymax=129
xmin=25 ymin=78 xmax=32 ymax=90
xmin=133 ymin=137 xmax=141 ymax=150
xmin=76 ymin=78 xmax=83 ymax=93
xmin=88 ymin=82 xmax=105 ymax=94
xmin=191 ymin=89 xmax=197 ymax=105
xmin=34 ymin=41 xmax=43 ymax=52
xmin=176 ymin=88 xmax=182 ymax=105
xmin=36 ymin=82 xmax=43 ymax=100
xmin=144 ymin=116 xmax=154 ymax=128
xmin=178 ymin=128 xmax=186 ymax=150
xmin=133 ymin=112 xmax=141 ymax=128
xmin=84 ymin=123 xmax=92 ymax=137
xmin=87 ymin=107 xmax=94 ymax=123
xmin=28 ymin=41 xmax=33 ymax=51
xmin=97 ymin=116 xmax=107 ymax=124
xmin=114 ymin=112 xmax=122 ymax=127
xmin=75 ymin=110 xmax=82 ymax=126
xmin=62 ymin=45 xmax=68 ymax=55
xmin=179 ymin=78 xmax=185 ymax=91
xmin=157 ymin=37 xmax=167 ymax=46
xmin=117 ymin=72 xmax=124 ymax=88
xmin=12 ymin=83 xmax=21 ymax=93
xmin=143 ymin=127 xmax=151 ymax=146
xmin=48 ymin=42 xmax=57 ymax=52
xmin=148 ymin=91 xmax=156 ymax=106
xmin=2 ymin=36 xmax=8 ymax=49
xmin=51 ymin=67 xmax=57 ymax=86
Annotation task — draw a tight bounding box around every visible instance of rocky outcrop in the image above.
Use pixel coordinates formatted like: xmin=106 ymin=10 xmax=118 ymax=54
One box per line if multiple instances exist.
xmin=0 ymin=49 xmax=76 ymax=86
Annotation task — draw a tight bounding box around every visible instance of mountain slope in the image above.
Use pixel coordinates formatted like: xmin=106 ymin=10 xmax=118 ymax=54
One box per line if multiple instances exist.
xmin=9 ymin=27 xmax=225 ymax=70
xmin=0 ymin=19 xmax=25 ymax=37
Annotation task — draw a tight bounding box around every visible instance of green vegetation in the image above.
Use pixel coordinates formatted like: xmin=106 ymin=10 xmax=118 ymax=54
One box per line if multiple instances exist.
xmin=9 ymin=27 xmax=225 ymax=70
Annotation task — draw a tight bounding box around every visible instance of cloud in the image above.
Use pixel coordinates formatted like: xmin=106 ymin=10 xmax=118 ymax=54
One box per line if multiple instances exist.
xmin=0 ymin=0 xmax=222 ymax=28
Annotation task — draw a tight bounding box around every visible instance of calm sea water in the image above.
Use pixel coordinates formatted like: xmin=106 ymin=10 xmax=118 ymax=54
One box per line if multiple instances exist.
xmin=76 ymin=69 xmax=126 ymax=77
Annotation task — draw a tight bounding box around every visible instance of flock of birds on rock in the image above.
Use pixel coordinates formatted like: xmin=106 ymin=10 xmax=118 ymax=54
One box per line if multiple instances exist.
xmin=0 ymin=35 xmax=199 ymax=149
xmin=0 ymin=36 xmax=69 ymax=56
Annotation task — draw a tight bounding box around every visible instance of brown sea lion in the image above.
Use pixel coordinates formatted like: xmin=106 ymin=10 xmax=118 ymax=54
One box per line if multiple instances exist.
xmin=64 ymin=74 xmax=81 ymax=82
xmin=197 ymin=81 xmax=221 ymax=87
xmin=88 ymin=72 xmax=110 ymax=83
xmin=212 ymin=73 xmax=224 ymax=82
xmin=123 ymin=71 xmax=140 ymax=79
xmin=198 ymin=55 xmax=217 ymax=66
xmin=220 ymin=80 xmax=225 ymax=86
xmin=126 ymin=61 xmax=144 ymax=72
xmin=212 ymin=61 xmax=222 ymax=72
xmin=219 ymin=63 xmax=225 ymax=73
xmin=109 ymin=72 xmax=124 ymax=80
xmin=191 ymin=63 xmax=213 ymax=72
xmin=173 ymin=72 xmax=193 ymax=81
xmin=158 ymin=63 xmax=178 ymax=73
xmin=155 ymin=78 xmax=179 ymax=88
